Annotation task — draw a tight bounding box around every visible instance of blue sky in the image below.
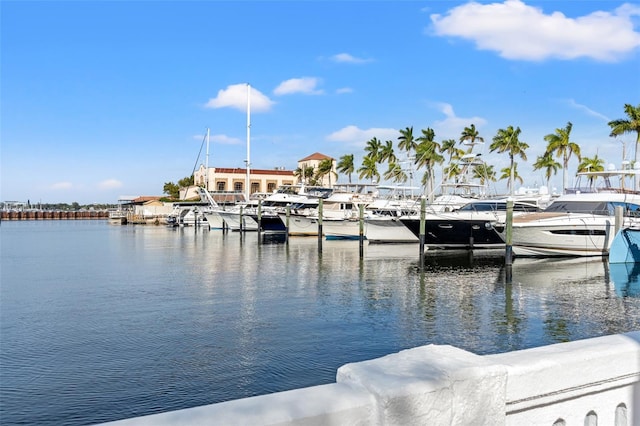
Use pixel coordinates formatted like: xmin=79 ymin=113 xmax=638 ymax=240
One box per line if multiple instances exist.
xmin=2 ymin=1 xmax=639 ymax=204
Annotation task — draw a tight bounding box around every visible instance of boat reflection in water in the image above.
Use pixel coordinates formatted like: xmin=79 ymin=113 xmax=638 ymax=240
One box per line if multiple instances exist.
xmin=508 ymin=256 xmax=640 ymax=298
xmin=610 ymin=262 xmax=640 ymax=297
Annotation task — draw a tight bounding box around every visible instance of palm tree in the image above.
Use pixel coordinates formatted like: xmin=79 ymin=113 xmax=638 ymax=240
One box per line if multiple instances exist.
xmin=398 ymin=126 xmax=417 ymax=154
xmin=533 ymin=153 xmax=561 ymax=192
xmin=500 ymin=163 xmax=523 ymax=188
xmin=337 ymin=154 xmax=355 ymax=183
xmin=460 ymin=124 xmax=484 ymax=152
xmin=440 ymin=138 xmax=464 ymax=162
xmin=490 ymin=125 xmax=529 ymax=195
xmin=379 ymin=140 xmax=397 ymax=164
xmin=577 ymin=154 xmax=605 ymax=186
xmin=544 ymin=121 xmax=581 ymax=193
xmin=444 ymin=162 xmax=462 ymax=182
xmin=608 ymin=104 xmax=640 ymax=164
xmin=383 ymin=162 xmax=408 ymax=183
xmin=577 ymin=154 xmax=605 ymax=173
xmin=440 ymin=139 xmax=465 ymax=182
xmin=357 ymin=155 xmax=379 ymax=183
xmin=472 ymin=163 xmax=496 ymax=186
xmin=415 ymin=127 xmax=443 ymax=199
xmin=302 ymin=165 xmax=315 ymax=185
xmin=364 ymin=137 xmax=383 ymax=162
xmin=316 ymin=158 xmax=337 ymax=187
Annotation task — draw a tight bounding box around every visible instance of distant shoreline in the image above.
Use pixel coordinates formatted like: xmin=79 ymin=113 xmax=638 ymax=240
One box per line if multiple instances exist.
xmin=1 ymin=210 xmax=109 ymax=220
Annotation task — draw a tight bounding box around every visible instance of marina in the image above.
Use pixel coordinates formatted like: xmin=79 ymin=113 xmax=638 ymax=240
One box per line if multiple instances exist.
xmin=1 ymin=220 xmax=639 ymax=425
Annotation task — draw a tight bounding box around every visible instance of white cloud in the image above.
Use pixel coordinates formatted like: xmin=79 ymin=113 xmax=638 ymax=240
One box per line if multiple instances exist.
xmin=430 ymin=102 xmax=487 ymax=140
xmin=273 ymin=77 xmax=324 ymax=95
xmin=51 ymin=182 xmax=72 ymax=190
xmin=430 ymin=0 xmax=640 ymax=61
xmin=326 ymin=125 xmax=399 ymax=147
xmin=336 ymin=87 xmax=354 ymax=94
xmin=330 ymin=53 xmax=373 ymax=64
xmin=98 ymin=179 xmax=123 ymax=190
xmin=211 ymin=134 xmax=243 ymax=145
xmin=565 ymin=99 xmax=610 ymax=122
xmin=205 ymin=84 xmax=274 ymax=112
xmin=193 ymin=133 xmax=242 ymax=145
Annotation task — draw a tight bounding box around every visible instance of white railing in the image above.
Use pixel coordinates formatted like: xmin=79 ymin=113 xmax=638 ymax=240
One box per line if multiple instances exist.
xmin=100 ymin=331 xmax=639 ymax=426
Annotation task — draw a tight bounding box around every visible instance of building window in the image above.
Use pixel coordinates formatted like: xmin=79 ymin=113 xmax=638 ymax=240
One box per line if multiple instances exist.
xmin=234 ymin=182 xmax=243 ymax=192
xmin=251 ymin=182 xmax=260 ymax=194
xmin=217 ymin=182 xmax=226 ymax=191
xmin=267 ymin=182 xmax=277 ymax=193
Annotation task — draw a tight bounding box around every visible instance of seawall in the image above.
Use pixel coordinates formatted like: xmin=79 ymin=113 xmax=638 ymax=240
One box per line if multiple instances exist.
xmin=1 ymin=211 xmax=109 ymax=220
xmin=101 ymin=331 xmax=639 ymax=425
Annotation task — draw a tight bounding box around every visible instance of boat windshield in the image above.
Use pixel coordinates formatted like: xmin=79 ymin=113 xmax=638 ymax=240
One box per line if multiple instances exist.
xmin=544 ymin=201 xmax=640 ymax=216
xmin=457 ymin=202 xmax=539 ymax=212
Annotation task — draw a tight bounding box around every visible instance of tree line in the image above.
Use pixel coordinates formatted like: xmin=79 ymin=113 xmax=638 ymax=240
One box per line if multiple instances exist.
xmin=0 ymin=201 xmax=118 ymax=211
xmin=162 ymin=103 xmax=638 ymax=198
xmin=335 ymin=103 xmax=639 ymax=196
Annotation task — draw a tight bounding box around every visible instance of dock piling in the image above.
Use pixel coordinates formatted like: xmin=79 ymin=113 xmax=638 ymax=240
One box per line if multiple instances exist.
xmin=505 ymin=198 xmax=514 ymax=267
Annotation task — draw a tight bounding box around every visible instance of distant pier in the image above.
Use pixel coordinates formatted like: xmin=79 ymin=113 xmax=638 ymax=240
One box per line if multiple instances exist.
xmin=1 ymin=210 xmax=109 ymax=221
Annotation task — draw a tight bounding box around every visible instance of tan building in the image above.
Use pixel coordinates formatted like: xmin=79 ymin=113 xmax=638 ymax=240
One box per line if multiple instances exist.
xmin=297 ymin=152 xmax=337 ymax=187
xmin=192 ymin=152 xmax=337 ymax=196
xmin=193 ymin=166 xmax=295 ymax=196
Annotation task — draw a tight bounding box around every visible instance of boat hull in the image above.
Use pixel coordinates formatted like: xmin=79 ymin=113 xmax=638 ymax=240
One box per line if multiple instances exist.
xmin=323 ymin=218 xmax=363 ymax=240
xmin=216 ymin=210 xmax=259 ymax=231
xmin=250 ymin=214 xmax=287 ymax=233
xmin=609 ymin=227 xmax=640 ymax=263
xmin=509 ymin=214 xmax=616 ymax=257
xmin=278 ymin=213 xmax=321 ymax=236
xmin=400 ymin=212 xmax=505 ymax=249
xmin=203 ymin=211 xmax=225 ymax=230
xmin=365 ymin=217 xmax=418 ymax=244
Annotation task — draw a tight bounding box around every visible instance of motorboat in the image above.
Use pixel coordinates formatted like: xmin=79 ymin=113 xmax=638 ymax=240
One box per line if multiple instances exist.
xmin=277 ymin=184 xmax=374 ymax=238
xmin=498 ymin=166 xmax=640 ymax=257
xmin=215 ymin=207 xmax=260 ymax=231
xmin=363 ymin=186 xmax=421 ymax=244
xmin=365 ymin=212 xmax=420 ymax=244
xmin=400 ymin=199 xmax=541 ymax=249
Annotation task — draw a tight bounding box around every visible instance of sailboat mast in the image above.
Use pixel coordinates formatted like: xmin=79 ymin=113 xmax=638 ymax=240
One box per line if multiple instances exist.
xmin=205 ymin=127 xmax=210 ymax=191
xmin=246 ymin=83 xmax=251 ymax=202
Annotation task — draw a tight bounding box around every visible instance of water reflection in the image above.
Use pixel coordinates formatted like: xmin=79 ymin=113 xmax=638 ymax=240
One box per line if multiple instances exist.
xmin=610 ymin=262 xmax=640 ymax=297
xmin=2 ymin=223 xmax=639 ymax=426
xmin=510 ymin=257 xmax=609 ymax=287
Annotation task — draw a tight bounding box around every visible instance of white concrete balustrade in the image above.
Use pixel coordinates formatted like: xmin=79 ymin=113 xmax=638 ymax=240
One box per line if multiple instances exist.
xmin=102 ymin=331 xmax=639 ymax=426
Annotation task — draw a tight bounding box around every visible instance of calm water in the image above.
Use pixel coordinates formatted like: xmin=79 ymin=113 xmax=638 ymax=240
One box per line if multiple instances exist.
xmin=1 ymin=220 xmax=639 ymax=425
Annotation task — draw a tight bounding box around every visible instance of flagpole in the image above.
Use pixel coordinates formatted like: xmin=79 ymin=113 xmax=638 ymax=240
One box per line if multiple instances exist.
xmin=205 ymin=127 xmax=210 ymax=191
xmin=246 ymin=83 xmax=251 ymax=202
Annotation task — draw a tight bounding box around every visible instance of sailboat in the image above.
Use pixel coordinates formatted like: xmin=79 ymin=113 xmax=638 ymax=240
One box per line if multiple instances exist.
xmin=205 ymin=84 xmax=261 ymax=232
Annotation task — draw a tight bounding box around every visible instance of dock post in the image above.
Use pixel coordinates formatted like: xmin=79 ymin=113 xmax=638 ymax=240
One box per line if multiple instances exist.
xmin=359 ymin=204 xmax=365 ymax=258
xmin=614 ymin=205 xmax=624 ymax=235
xmin=239 ymin=205 xmax=244 ymax=232
xmin=317 ymin=198 xmax=323 ymax=252
xmin=193 ymin=207 xmax=199 ymax=233
xmin=505 ymin=199 xmax=513 ymax=283
xmin=419 ymin=196 xmax=426 ymax=263
xmin=285 ymin=203 xmax=291 ymax=244
xmin=257 ymin=199 xmax=262 ymax=236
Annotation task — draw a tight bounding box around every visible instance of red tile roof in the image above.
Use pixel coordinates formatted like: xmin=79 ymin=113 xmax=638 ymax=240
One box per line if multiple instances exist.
xmin=298 ymin=152 xmax=334 ymax=161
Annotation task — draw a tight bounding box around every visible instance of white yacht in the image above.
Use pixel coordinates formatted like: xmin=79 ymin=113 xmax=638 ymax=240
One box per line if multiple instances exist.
xmin=499 ymin=167 xmax=640 ymax=257
xmin=277 ymin=184 xmax=373 ymax=238
xmin=363 ymin=186 xmax=421 ymax=244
